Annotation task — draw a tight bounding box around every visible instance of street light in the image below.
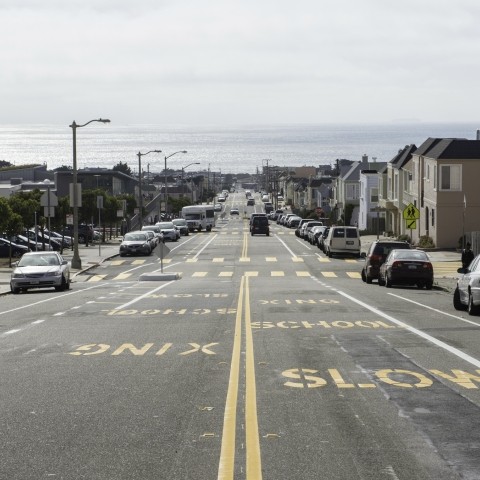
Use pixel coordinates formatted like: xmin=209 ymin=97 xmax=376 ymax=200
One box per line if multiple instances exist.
xmin=70 ymin=118 xmax=110 ymax=270
xmin=137 ymin=150 xmax=162 ymax=228
xmin=164 ymin=150 xmax=187 ymax=218
xmin=181 ymin=162 xmax=200 ymax=202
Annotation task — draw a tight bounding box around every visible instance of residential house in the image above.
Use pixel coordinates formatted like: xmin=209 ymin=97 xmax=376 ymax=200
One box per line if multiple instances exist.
xmin=378 ymin=145 xmax=417 ymax=236
xmin=358 ymin=164 xmax=387 ymax=231
xmin=410 ymin=137 xmax=480 ymax=248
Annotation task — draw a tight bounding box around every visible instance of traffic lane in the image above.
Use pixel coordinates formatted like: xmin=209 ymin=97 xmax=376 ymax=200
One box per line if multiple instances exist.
xmin=0 ymin=278 xmax=241 ymax=479
xmin=249 ymin=273 xmax=479 ymax=479
xmin=340 ymin=273 xmax=480 ymax=371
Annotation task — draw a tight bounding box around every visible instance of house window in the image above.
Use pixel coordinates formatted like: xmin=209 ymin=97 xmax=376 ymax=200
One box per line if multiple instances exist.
xmin=370 ymin=187 xmax=378 ymax=202
xmin=346 ymin=184 xmax=358 ymax=200
xmin=431 ymin=208 xmax=435 ymax=227
xmin=433 ymin=165 xmax=437 ymax=189
xmin=440 ymin=165 xmax=461 ymax=191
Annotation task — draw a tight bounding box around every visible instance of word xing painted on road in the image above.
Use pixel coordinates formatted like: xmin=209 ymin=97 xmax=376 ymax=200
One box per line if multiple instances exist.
xmin=105 ymin=308 xmax=237 ymax=316
xmin=68 ymin=343 xmax=219 ymax=356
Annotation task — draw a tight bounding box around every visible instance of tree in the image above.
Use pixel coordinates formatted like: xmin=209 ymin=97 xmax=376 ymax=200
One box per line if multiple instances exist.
xmin=8 ymin=191 xmax=41 ymax=229
xmin=53 ymin=165 xmax=73 ymax=172
xmin=113 ymin=161 xmax=133 ymax=176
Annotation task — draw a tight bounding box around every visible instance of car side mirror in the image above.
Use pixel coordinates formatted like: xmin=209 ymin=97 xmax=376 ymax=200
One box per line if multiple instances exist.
xmin=360 ymin=252 xmax=366 ymax=258
xmin=62 ymin=260 xmax=68 ymax=265
xmin=457 ymin=267 xmax=467 ymax=274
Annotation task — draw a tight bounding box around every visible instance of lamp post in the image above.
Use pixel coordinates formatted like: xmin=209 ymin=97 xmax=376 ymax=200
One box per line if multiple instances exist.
xmin=164 ymin=150 xmax=187 ymax=218
xmin=181 ymin=162 xmax=200 ymax=202
xmin=137 ymin=150 xmax=162 ymax=228
xmin=70 ymin=118 xmax=110 ymax=270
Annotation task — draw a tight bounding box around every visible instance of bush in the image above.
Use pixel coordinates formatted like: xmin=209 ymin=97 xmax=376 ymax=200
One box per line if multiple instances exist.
xmin=418 ymin=235 xmax=435 ymax=248
xmin=397 ymin=234 xmax=411 ymax=243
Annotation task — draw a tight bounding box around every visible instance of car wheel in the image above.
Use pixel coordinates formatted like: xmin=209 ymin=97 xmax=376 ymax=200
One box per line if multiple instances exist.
xmin=453 ymin=287 xmax=464 ymax=310
xmin=378 ymin=276 xmax=385 ymax=287
xmin=385 ymin=275 xmax=392 ymax=288
xmin=425 ymin=282 xmax=433 ymax=290
xmin=361 ymin=269 xmax=366 ymax=282
xmin=11 ymin=285 xmax=20 ymax=294
xmin=468 ymin=293 xmax=478 ymax=315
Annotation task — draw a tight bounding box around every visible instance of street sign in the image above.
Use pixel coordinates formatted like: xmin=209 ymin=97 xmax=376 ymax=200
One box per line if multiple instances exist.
xmin=40 ymin=190 xmax=58 ymax=207
xmin=44 ymin=206 xmax=55 ymax=217
xmin=66 ymin=214 xmax=73 ymax=225
xmin=406 ymin=219 xmax=417 ymax=229
xmin=403 ymin=203 xmax=420 ymax=220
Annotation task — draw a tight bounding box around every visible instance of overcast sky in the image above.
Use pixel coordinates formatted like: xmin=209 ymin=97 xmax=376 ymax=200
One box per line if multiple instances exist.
xmin=1 ymin=0 xmax=480 ymax=125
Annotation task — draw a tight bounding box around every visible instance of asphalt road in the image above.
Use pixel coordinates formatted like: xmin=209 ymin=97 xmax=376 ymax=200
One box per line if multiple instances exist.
xmin=0 ymin=194 xmax=478 ymax=480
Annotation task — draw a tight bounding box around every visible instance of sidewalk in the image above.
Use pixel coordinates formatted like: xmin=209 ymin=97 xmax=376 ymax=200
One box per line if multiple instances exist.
xmin=0 ymin=239 xmax=121 ymax=295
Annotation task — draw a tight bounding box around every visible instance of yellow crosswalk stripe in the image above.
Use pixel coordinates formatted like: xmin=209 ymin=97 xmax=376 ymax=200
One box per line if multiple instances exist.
xmin=192 ymin=272 xmax=208 ymax=277
xmin=212 ymin=258 xmax=224 ymax=262
xmin=266 ymin=257 xmax=277 ymax=262
xmin=347 ymin=272 xmax=361 ymax=279
xmin=219 ymin=271 xmax=234 ymax=277
xmin=239 ymin=257 xmax=250 ymax=262
xmin=317 ymin=257 xmax=330 ymax=263
xmin=111 ymin=260 xmax=125 ymax=266
xmin=245 ymin=271 xmax=259 ymax=277
xmin=113 ymin=273 xmax=132 ymax=280
xmin=186 ymin=258 xmax=198 ymax=263
xmin=292 ymin=257 xmax=304 ymax=262
xmin=296 ymin=271 xmax=310 ymax=277
xmin=89 ymin=274 xmax=107 ymax=282
xmin=132 ymin=260 xmax=146 ymax=265
xmin=271 ymin=271 xmax=285 ymax=276
xmin=322 ymin=272 xmax=337 ymax=278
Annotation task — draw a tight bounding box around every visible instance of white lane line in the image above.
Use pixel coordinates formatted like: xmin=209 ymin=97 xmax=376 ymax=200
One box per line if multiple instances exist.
xmin=0 ymin=284 xmax=103 ymax=317
xmin=387 ymin=292 xmax=480 ymax=327
xmin=337 ymin=289 xmax=480 ymax=368
xmin=4 ymin=329 xmax=21 ymax=336
xmin=114 ymin=282 xmax=175 ymax=310
xmin=275 ymin=235 xmax=297 ymax=257
xmin=192 ymin=234 xmax=218 ymax=260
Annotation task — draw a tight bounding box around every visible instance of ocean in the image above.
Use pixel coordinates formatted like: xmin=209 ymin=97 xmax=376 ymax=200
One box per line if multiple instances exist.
xmin=0 ymin=123 xmax=479 ymax=174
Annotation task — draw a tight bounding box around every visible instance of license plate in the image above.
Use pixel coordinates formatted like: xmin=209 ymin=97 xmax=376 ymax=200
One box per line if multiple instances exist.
xmin=346 ymin=241 xmax=354 ymax=245
xmin=31 ymin=280 xmax=40 ymax=284
xmin=408 ymin=265 xmax=417 ymax=269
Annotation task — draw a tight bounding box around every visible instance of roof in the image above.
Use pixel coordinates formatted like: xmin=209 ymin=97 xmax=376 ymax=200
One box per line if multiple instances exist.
xmin=389 ymin=144 xmax=417 ymax=169
xmin=416 ymin=138 xmax=480 ymax=159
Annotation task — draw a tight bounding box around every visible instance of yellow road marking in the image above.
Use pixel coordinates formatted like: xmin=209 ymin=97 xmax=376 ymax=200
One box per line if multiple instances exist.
xmin=292 ymin=257 xmax=304 ymax=262
xmin=213 ymin=258 xmax=225 ymax=262
xmin=271 ymin=271 xmax=285 ymax=277
xmin=219 ymin=272 xmax=234 ymax=277
xmin=89 ymin=274 xmax=107 ymax=282
xmin=317 ymin=257 xmax=330 ymax=263
xmin=266 ymin=257 xmax=277 ymax=262
xmin=239 ymin=257 xmax=251 ymax=262
xmin=322 ymin=272 xmax=337 ymax=278
xmin=110 ymin=260 xmax=125 ymax=266
xmin=245 ymin=272 xmax=259 ymax=277
xmin=192 ymin=272 xmax=208 ymax=277
xmin=186 ymin=258 xmax=198 ymax=263
xmin=132 ymin=260 xmax=146 ymax=265
xmin=113 ymin=273 xmax=132 ymax=280
xmin=347 ymin=272 xmax=362 ymax=279
xmin=296 ymin=271 xmax=311 ymax=277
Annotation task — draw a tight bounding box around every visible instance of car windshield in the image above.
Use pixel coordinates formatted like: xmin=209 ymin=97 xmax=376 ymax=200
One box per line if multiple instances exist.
xmin=394 ymin=250 xmax=429 ymax=261
xmin=157 ymin=222 xmax=174 ymax=229
xmin=173 ymin=219 xmax=187 ymax=226
xmin=124 ymin=233 xmax=147 ymax=241
xmin=18 ymin=255 xmax=59 ymax=267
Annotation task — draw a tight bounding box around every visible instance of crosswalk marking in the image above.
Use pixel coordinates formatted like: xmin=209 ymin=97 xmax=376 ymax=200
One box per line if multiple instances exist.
xmin=192 ymin=272 xmax=208 ymax=277
xmin=239 ymin=257 xmax=250 ymax=262
xmin=296 ymin=271 xmax=311 ymax=277
xmin=219 ymin=271 xmax=234 ymax=277
xmin=317 ymin=257 xmax=330 ymax=263
xmin=271 ymin=271 xmax=285 ymax=277
xmin=89 ymin=274 xmax=108 ymax=282
xmin=186 ymin=258 xmax=198 ymax=263
xmin=212 ymin=258 xmax=224 ymax=262
xmin=292 ymin=257 xmax=304 ymax=262
xmin=132 ymin=260 xmax=146 ymax=265
xmin=346 ymin=272 xmax=362 ymax=279
xmin=321 ymin=272 xmax=337 ymax=278
xmin=113 ymin=273 xmax=132 ymax=280
xmin=266 ymin=257 xmax=277 ymax=262
xmin=111 ymin=260 xmax=125 ymax=266
xmin=245 ymin=271 xmax=259 ymax=277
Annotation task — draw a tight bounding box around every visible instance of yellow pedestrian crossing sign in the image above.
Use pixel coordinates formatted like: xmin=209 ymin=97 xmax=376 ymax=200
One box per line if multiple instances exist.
xmin=403 ymin=203 xmax=420 ymax=220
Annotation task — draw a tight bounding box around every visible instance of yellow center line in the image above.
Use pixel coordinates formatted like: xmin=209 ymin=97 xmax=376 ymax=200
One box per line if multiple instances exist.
xmin=217 ymin=276 xmax=244 ymax=479
xmin=244 ymin=276 xmax=262 ymax=478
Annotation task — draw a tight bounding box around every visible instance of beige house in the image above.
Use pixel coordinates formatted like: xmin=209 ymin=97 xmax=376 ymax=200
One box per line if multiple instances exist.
xmin=410 ymin=138 xmax=480 ymax=248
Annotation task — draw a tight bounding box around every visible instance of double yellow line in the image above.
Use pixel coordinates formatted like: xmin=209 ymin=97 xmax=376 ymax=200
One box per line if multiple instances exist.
xmin=217 ymin=274 xmax=262 ymax=479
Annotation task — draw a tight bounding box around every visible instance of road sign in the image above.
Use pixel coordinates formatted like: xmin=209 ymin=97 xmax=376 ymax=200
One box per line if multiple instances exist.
xmin=403 ymin=203 xmax=420 ymax=220
xmin=44 ymin=206 xmax=55 ymax=218
xmin=406 ymin=219 xmax=417 ymax=229
xmin=40 ymin=190 xmax=58 ymax=207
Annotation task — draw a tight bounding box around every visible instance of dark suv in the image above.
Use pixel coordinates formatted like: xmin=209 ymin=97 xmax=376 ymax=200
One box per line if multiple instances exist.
xmin=361 ymin=240 xmax=411 ymax=283
xmin=251 ymin=216 xmax=270 ymax=236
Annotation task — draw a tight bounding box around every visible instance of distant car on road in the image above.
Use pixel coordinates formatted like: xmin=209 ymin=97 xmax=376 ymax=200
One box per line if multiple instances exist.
xmin=230 ymin=206 xmax=240 ymax=215
xmin=172 ymin=218 xmax=189 ymax=236
xmin=119 ymin=231 xmax=152 ymax=257
xmin=10 ymin=251 xmax=70 ymax=294
xmin=156 ymin=222 xmax=179 ymax=242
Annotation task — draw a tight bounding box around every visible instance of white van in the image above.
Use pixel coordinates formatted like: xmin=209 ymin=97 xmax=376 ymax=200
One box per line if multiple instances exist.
xmin=324 ymin=226 xmax=361 ymax=258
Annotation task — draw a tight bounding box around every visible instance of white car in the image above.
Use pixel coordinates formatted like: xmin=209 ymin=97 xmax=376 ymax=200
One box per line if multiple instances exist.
xmin=156 ymin=222 xmax=179 ymax=241
xmin=10 ymin=251 xmax=70 ymax=294
xmin=454 ymin=253 xmax=480 ymax=315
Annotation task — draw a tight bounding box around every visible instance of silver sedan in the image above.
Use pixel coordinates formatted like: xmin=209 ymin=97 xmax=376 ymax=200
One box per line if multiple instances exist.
xmin=10 ymin=251 xmax=70 ymax=294
xmin=454 ymin=253 xmax=480 ymax=315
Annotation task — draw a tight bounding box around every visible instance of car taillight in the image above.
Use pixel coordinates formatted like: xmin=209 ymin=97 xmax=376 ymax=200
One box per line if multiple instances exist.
xmin=392 ymin=261 xmax=402 ymax=269
xmin=423 ymin=263 xmax=433 ymax=270
xmin=369 ymin=254 xmax=382 ymax=264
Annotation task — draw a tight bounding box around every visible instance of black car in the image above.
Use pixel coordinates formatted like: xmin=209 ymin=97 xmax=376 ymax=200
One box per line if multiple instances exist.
xmin=0 ymin=238 xmax=29 ymax=258
xmin=378 ymin=249 xmax=434 ymax=289
xmin=361 ymin=240 xmax=411 ymax=283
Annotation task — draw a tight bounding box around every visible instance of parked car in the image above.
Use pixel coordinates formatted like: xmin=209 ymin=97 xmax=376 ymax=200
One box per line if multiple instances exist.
xmin=7 ymin=234 xmax=51 ymax=252
xmin=155 ymin=221 xmax=179 ymax=242
xmin=295 ymin=219 xmax=310 ymax=237
xmin=62 ymin=224 xmax=94 ymax=244
xmin=361 ymin=240 xmax=411 ymax=284
xmin=10 ymin=251 xmax=70 ymax=294
xmin=324 ymin=226 xmax=361 ymax=257
xmin=141 ymin=225 xmax=164 ymax=244
xmin=308 ymin=225 xmax=325 ymax=245
xmin=25 ymin=229 xmax=62 ymax=251
xmin=301 ymin=220 xmax=323 ymax=239
xmin=287 ymin=216 xmax=302 ymax=229
xmin=251 ymin=216 xmax=270 ymax=236
xmin=453 ymin=253 xmax=480 ymax=314
xmin=172 ymin=218 xmax=189 ymax=236
xmin=318 ymin=227 xmax=330 ymax=253
xmin=378 ymin=249 xmax=433 ymax=289
xmin=119 ymin=231 xmax=152 ymax=257
xmin=0 ymin=238 xmax=29 ymax=258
